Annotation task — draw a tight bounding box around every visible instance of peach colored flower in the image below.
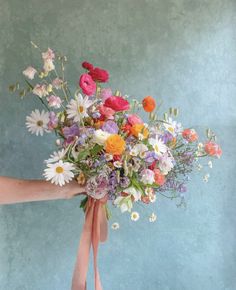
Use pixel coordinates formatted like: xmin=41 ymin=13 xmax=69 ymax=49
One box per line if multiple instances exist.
xmin=99 ymin=105 xmax=115 ymax=119
xmin=130 ymin=124 xmax=149 ymax=139
xmin=182 ymin=128 xmax=198 ymax=142
xmin=105 ymin=134 xmax=126 ymax=155
xmin=204 ymin=141 xmax=222 ymax=158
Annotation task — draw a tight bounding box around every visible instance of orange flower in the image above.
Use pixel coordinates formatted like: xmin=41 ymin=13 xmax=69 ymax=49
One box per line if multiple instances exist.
xmin=105 ymin=134 xmax=126 ymax=155
xmin=130 ymin=124 xmax=149 ymax=139
xmin=142 ymin=96 xmax=156 ymax=112
xmin=94 ymin=120 xmax=104 ymax=129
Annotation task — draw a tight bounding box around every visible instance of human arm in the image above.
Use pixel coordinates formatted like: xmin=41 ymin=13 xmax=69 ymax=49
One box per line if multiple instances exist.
xmin=0 ymin=176 xmax=86 ymax=205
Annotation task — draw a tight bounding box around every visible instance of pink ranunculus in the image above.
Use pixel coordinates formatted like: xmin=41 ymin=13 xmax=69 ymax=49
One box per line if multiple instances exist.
xmin=104 ymin=96 xmax=130 ymax=112
xmin=100 ymin=88 xmax=112 ymax=102
xmin=99 ymin=105 xmax=115 ymax=119
xmin=79 ymin=73 xmax=96 ymax=96
xmin=82 ymin=61 xmax=94 ymax=71
xmin=127 ymin=114 xmax=143 ymax=126
xmin=47 ymin=95 xmax=62 ymax=109
xmin=204 ymin=141 xmax=222 ymax=158
xmin=89 ymin=67 xmax=109 ymax=83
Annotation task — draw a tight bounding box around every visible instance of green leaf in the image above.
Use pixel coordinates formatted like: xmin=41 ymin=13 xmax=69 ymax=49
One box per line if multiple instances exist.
xmin=80 ymin=196 xmax=88 ymax=212
xmin=90 ymin=144 xmax=103 ymax=156
xmin=76 ymin=149 xmax=90 ymax=161
xmin=105 ymin=204 xmax=112 ymax=220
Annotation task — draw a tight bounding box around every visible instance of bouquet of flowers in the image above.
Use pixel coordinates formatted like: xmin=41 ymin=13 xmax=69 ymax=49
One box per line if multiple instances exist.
xmin=10 ymin=43 xmax=222 ymax=289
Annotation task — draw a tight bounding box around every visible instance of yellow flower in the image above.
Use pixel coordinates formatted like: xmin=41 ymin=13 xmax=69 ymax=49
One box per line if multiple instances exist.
xmin=105 ymin=134 xmax=126 ymax=155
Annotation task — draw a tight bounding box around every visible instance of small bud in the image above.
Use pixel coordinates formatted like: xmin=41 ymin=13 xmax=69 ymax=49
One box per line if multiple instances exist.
xmin=77 ymin=172 xmax=86 ymax=186
xmin=56 ymin=139 xmax=61 ymax=146
xmin=173 ymin=108 xmax=179 ymax=116
xmin=39 ymin=72 xmax=44 ymax=78
xmin=115 ymin=90 xmax=121 ymax=96
xmin=169 ymin=107 xmax=173 ymax=115
xmin=47 ymin=84 xmax=53 ymax=93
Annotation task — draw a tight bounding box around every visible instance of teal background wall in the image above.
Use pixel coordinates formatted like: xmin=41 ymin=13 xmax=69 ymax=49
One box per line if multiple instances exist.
xmin=0 ymin=0 xmax=235 ymax=289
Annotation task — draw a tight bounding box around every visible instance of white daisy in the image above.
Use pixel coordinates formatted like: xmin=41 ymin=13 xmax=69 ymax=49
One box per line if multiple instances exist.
xmin=66 ymin=93 xmax=94 ymax=123
xmin=163 ymin=117 xmax=182 ymax=136
xmin=131 ymin=211 xmax=140 ymax=222
xmin=149 ymin=213 xmax=157 ymax=223
xmin=149 ymin=137 xmax=167 ymax=156
xmin=45 ymin=148 xmax=67 ymax=164
xmin=26 ymin=109 xmax=49 ymax=136
xmin=111 ymin=222 xmax=120 ymax=230
xmin=43 ymin=160 xmax=75 ymax=186
xmin=130 ymin=144 xmax=148 ymax=158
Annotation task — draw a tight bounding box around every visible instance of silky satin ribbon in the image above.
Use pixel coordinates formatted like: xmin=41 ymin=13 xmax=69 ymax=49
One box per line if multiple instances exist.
xmin=71 ymin=196 xmax=108 ymax=290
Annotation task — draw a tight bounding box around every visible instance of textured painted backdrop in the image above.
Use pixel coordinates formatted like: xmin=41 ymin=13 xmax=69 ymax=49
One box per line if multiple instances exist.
xmin=0 ymin=0 xmax=235 ymax=289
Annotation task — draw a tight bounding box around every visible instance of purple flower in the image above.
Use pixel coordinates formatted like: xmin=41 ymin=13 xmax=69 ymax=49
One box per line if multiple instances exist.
xmin=102 ymin=120 xmax=119 ymax=134
xmin=86 ymin=127 xmax=95 ymax=137
xmin=48 ymin=112 xmax=58 ymax=130
xmin=161 ymin=132 xmax=174 ymax=144
xmin=119 ymin=177 xmax=130 ymax=188
xmin=77 ymin=133 xmax=87 ymax=145
xmin=145 ymin=151 xmax=158 ymax=163
xmin=178 ymin=183 xmax=187 ymax=193
xmin=108 ymin=171 xmax=118 ymax=195
xmin=63 ymin=124 xmax=80 ymax=139
xmin=62 ymin=124 xmax=80 ymax=144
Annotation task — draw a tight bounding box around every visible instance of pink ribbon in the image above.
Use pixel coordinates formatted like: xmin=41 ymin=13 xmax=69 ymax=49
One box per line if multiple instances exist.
xmin=71 ymin=197 xmax=108 ymax=290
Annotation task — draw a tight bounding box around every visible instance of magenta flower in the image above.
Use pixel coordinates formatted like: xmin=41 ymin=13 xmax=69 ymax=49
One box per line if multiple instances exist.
xmin=79 ymin=73 xmax=96 ymax=96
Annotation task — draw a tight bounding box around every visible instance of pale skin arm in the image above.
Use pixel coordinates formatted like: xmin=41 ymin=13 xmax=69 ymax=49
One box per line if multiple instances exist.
xmin=0 ymin=176 xmax=86 ymax=205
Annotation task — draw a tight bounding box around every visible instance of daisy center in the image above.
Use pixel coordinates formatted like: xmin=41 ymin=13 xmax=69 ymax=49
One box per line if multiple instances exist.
xmin=78 ymin=106 xmax=84 ymax=113
xmin=56 ymin=166 xmax=64 ymax=174
xmin=37 ymin=120 xmax=43 ymax=127
xmin=168 ymin=127 xmax=174 ymax=133
xmin=154 ymin=144 xmax=159 ymax=152
xmin=132 ymin=213 xmax=138 ymax=219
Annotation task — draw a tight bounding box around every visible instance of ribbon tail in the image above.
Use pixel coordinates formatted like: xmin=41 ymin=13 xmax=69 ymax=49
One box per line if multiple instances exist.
xmin=92 ymin=201 xmax=103 ymax=290
xmin=100 ymin=204 xmax=108 ymax=243
xmin=71 ymin=199 xmax=95 ymax=290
